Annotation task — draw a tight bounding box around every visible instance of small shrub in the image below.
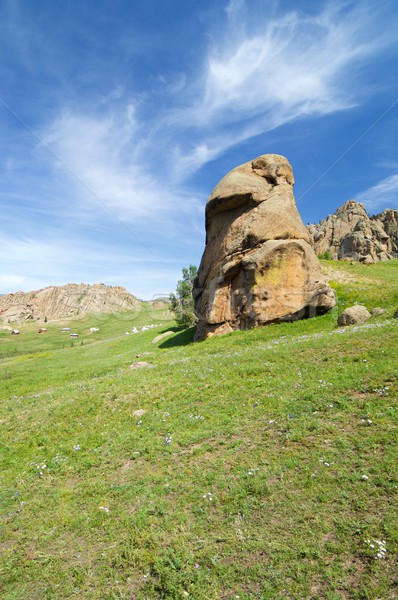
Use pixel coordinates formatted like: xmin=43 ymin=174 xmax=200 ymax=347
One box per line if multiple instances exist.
xmin=169 ymin=265 xmax=198 ymax=328
xmin=318 ymin=251 xmax=332 ymax=260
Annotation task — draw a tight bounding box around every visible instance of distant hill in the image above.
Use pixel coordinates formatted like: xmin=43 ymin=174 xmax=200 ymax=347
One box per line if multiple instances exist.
xmin=307 ymin=201 xmax=398 ymax=263
xmin=0 ymin=283 xmax=141 ymax=324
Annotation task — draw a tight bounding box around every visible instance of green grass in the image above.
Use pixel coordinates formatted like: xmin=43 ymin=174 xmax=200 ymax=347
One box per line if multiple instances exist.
xmin=1 ymin=261 xmax=397 ymax=599
xmin=0 ymin=303 xmax=172 ymax=360
xmin=322 ymin=258 xmax=398 ymax=312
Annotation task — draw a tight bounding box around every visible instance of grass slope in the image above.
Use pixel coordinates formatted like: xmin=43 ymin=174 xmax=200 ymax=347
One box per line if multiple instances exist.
xmin=1 ymin=261 xmax=397 ymax=599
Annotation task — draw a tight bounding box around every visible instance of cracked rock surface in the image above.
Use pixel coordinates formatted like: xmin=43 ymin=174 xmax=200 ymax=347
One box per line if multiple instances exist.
xmin=194 ymin=154 xmax=336 ymax=340
xmin=307 ymin=200 xmax=395 ymax=263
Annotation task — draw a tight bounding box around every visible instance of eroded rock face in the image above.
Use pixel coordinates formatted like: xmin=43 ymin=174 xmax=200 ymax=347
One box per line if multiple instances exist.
xmin=194 ymin=154 xmax=336 ymax=340
xmin=374 ymin=209 xmax=398 ymax=256
xmin=307 ymin=201 xmax=394 ymax=262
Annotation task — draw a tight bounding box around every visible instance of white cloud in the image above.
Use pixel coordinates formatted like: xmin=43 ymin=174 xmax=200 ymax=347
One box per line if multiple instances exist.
xmin=2 ymin=0 xmax=397 ymax=298
xmin=170 ymin=1 xmax=391 ymax=178
xmin=202 ymin=3 xmax=380 ymax=122
xmin=22 ymin=100 xmax=207 ymax=257
xmin=356 ymin=174 xmax=398 ymax=213
xmin=26 ymin=1 xmax=396 ymax=201
xmin=43 ymin=111 xmax=152 ymax=215
xmin=40 ymin=104 xmax=193 ymax=230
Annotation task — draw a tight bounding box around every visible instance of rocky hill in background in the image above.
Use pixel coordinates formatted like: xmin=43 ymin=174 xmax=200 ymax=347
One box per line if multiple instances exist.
xmin=0 ymin=283 xmax=141 ymax=323
xmin=307 ymin=201 xmax=398 ymax=263
xmin=374 ymin=208 xmax=398 ymax=255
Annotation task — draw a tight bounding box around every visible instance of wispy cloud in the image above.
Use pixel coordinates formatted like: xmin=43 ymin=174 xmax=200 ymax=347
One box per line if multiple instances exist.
xmin=1 ymin=0 xmax=397 ymax=297
xmin=356 ymin=174 xmax=398 ymax=213
xmin=17 ymin=0 xmax=396 ymax=209
xmin=171 ymin=1 xmax=396 ymax=177
xmin=41 ymin=107 xmax=176 ymax=223
xmin=0 ymin=95 xmax=205 ymax=293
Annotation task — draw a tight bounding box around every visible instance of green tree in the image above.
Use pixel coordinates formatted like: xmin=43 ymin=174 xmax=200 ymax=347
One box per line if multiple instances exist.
xmin=169 ymin=265 xmax=198 ymax=328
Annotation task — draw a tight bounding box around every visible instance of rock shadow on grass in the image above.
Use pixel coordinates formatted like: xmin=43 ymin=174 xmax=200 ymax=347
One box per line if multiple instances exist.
xmin=158 ymin=326 xmax=196 ymax=348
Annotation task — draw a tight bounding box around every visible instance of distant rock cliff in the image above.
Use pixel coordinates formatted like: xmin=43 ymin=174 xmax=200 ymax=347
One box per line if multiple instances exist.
xmin=307 ymin=201 xmax=397 ymax=263
xmin=0 ymin=283 xmax=141 ymax=323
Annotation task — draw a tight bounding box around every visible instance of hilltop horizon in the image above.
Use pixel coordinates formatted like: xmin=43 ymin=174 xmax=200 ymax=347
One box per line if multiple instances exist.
xmin=2 ymin=199 xmax=397 ymax=299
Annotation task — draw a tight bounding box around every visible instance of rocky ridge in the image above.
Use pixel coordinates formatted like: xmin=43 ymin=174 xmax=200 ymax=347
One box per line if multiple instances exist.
xmin=307 ymin=201 xmax=398 ymax=263
xmin=0 ymin=283 xmax=141 ymax=323
xmin=374 ymin=209 xmax=398 ymax=255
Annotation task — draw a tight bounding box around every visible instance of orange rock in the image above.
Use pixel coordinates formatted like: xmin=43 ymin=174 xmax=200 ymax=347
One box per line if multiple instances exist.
xmin=194 ymin=154 xmax=335 ymax=340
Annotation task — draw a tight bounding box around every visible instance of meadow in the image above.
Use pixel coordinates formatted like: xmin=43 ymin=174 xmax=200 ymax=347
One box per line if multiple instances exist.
xmin=1 ymin=260 xmax=397 ymax=599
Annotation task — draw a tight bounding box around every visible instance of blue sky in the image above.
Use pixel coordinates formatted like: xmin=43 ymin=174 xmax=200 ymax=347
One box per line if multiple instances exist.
xmin=1 ymin=0 xmax=397 ymax=299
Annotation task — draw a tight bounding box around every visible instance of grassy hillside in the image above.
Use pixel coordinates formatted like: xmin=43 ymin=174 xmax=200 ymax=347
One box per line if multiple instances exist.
xmin=1 ymin=261 xmax=397 ymax=599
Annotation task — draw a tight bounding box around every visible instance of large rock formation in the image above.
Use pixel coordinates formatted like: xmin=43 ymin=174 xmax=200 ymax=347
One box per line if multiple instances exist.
xmin=307 ymin=201 xmax=394 ymax=263
xmin=194 ymin=154 xmax=336 ymax=340
xmin=373 ymin=209 xmax=398 ymax=256
xmin=0 ymin=283 xmax=141 ymax=323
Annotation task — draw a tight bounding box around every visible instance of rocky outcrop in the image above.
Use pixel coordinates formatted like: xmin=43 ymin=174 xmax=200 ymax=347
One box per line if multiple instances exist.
xmin=194 ymin=154 xmax=336 ymax=340
xmin=373 ymin=209 xmax=398 ymax=256
xmin=0 ymin=283 xmax=141 ymax=323
xmin=307 ymin=201 xmax=394 ymax=263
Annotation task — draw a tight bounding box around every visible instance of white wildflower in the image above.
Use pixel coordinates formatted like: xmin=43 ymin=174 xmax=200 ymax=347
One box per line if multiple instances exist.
xmin=365 ymin=538 xmax=387 ymax=560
